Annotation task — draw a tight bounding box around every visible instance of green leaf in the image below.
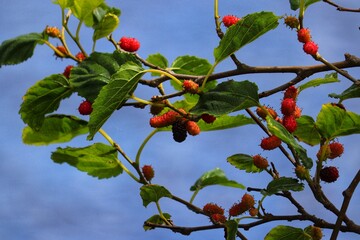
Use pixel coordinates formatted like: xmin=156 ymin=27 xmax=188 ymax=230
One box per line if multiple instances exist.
xmin=22 ymin=114 xmax=88 ymax=145
xmin=214 ymin=12 xmax=279 ymax=63
xmin=87 ymin=62 xmax=144 ymax=140
xmin=51 ymin=143 xmax=122 ymax=179
xmin=225 ymin=220 xmax=239 ymax=240
xmin=171 ymin=55 xmax=212 ymax=75
xmin=265 ymin=225 xmax=312 ymax=240
xmin=293 ymin=115 xmax=321 ymax=146
xmin=199 ymin=114 xmax=255 ymax=131
xmin=146 ymin=53 xmax=168 ymax=76
xmin=92 ymin=3 xmax=121 ymax=24
xmin=19 ymin=74 xmax=73 ymax=130
xmin=289 ymin=0 xmax=321 ymax=11
xmin=227 ymin=154 xmax=263 ymax=173
xmin=140 ymin=185 xmax=172 ymax=207
xmin=70 ymin=51 xmax=140 ymax=102
xmin=266 ymin=116 xmax=313 ymax=169
xmin=93 ymin=13 xmax=119 ymax=41
xmin=329 ymin=83 xmax=360 ymax=102
xmin=316 ymin=103 xmax=360 ymax=140
xmin=52 ymin=0 xmax=74 ymax=8
xmin=143 ymin=213 xmax=172 ymax=231
xmin=190 ymin=168 xmax=245 ymax=191
xmin=0 ymin=33 xmax=44 ymax=67
xmin=190 ymin=80 xmax=259 ymax=116
xmin=71 ymin=0 xmax=105 ymax=26
xmin=264 ymin=177 xmax=304 ymax=196
xmin=298 ymin=73 xmax=339 ymax=93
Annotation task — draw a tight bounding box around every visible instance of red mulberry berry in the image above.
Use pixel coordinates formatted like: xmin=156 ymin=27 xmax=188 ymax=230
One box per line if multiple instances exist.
xmin=229 ymin=202 xmax=247 ymax=217
xmin=78 ymin=100 xmax=93 ymax=115
xmin=142 ymin=165 xmax=155 ymax=181
xmin=249 ymin=207 xmax=258 ymax=217
xmin=284 ymin=86 xmax=298 ymax=100
xmin=63 ymin=65 xmax=73 ymax=79
xmin=183 ymin=80 xmax=199 ymax=94
xmin=328 ymin=142 xmax=344 ymax=159
xmin=119 ymin=36 xmax=140 ymax=52
xmin=297 ymin=28 xmax=311 ymax=43
xmin=303 ymin=41 xmax=318 ymax=55
xmin=252 ymin=154 xmax=269 ymax=169
xmin=320 ymin=166 xmax=339 ymax=183
xmin=293 ymin=106 xmax=302 ymax=118
xmin=222 ymin=15 xmax=240 ymax=27
xmin=281 ymin=98 xmax=296 ymax=116
xmin=210 ymin=214 xmax=226 ymax=224
xmin=203 ymin=203 xmax=225 ymax=216
xmin=149 ymin=110 xmax=179 ymax=128
xmin=201 ymin=114 xmax=216 ymax=124
xmin=260 ymin=135 xmax=281 ymax=150
xmin=282 ymin=115 xmax=297 ymax=133
xmin=75 ymin=52 xmax=86 ymax=61
xmin=241 ymin=193 xmax=255 ymax=209
xmin=256 ymin=106 xmax=278 ymax=120
xmin=186 ymin=121 xmax=200 ymax=136
xmin=55 ymin=45 xmax=68 ymax=58
xmin=45 ymin=26 xmax=61 ymax=38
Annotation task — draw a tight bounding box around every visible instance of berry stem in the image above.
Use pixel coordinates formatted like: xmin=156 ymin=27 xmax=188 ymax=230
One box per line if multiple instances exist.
xmin=107 ymin=34 xmax=121 ymax=50
xmin=189 ymin=189 xmax=200 ymax=204
xmin=135 ymin=129 xmax=159 ymax=165
xmin=298 ymin=0 xmax=305 ymax=29
xmin=98 ymin=128 xmax=140 ymax=182
xmin=61 ymin=10 xmax=89 ymax=58
xmin=214 ymin=0 xmax=221 ymax=33
xmin=200 ymin=63 xmax=217 ymax=91
xmin=142 ymin=69 xmax=183 ymax=86
xmin=156 ymin=201 xmax=173 ymax=226
xmin=130 ymin=95 xmax=153 ymax=106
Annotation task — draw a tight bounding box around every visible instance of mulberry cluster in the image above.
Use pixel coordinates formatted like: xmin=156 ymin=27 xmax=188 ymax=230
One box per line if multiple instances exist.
xmin=297 ymin=28 xmax=318 ymax=55
xmin=149 ymin=109 xmax=201 ymax=142
xmin=203 ymin=194 xmax=258 ymax=225
xmin=203 ymin=203 xmax=226 ymax=224
xmin=229 ymin=193 xmax=257 ymax=217
xmin=316 ymin=141 xmax=344 ymax=183
xmin=281 ymin=86 xmax=300 ymax=133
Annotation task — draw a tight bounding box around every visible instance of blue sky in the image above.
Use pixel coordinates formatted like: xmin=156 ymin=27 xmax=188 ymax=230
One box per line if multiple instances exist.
xmin=1 ymin=0 xmax=359 ymax=239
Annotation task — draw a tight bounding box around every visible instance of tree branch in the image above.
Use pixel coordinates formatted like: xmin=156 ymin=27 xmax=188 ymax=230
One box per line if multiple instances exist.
xmin=330 ymin=170 xmax=360 ymax=240
xmin=323 ymin=0 xmax=360 ymax=12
